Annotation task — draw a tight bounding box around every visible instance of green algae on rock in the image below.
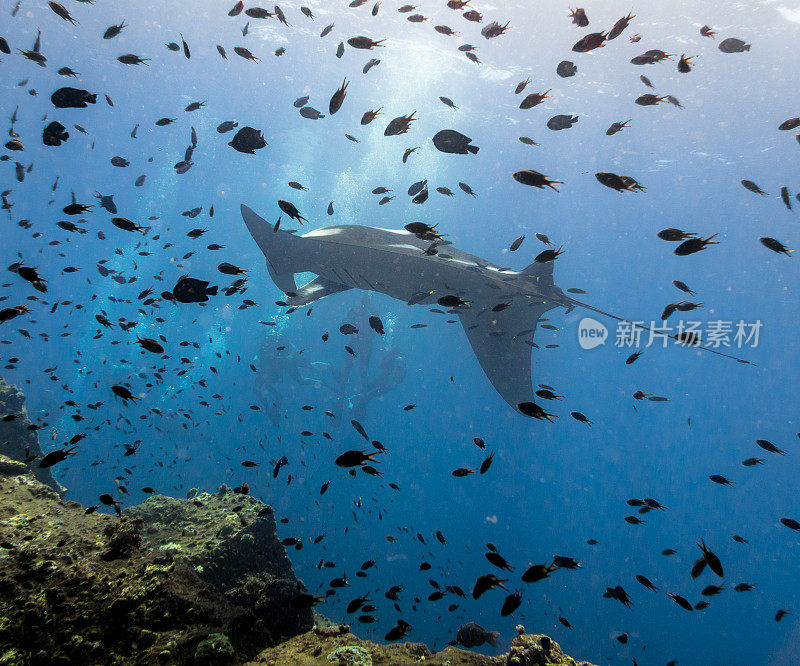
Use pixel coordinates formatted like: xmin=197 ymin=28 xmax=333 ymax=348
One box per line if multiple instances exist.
xmin=126 ymin=491 xmax=314 ymax=643
xmin=246 ymin=623 xmax=597 ymax=666
xmin=327 ymin=645 xmax=372 ymax=666
xmin=0 ymin=458 xmax=313 ymax=665
xmin=195 ymin=633 xmax=235 ymax=665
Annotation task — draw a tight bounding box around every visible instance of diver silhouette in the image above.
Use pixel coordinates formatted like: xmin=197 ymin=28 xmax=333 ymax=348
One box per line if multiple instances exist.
xmin=253 ymin=293 xmax=406 ymax=428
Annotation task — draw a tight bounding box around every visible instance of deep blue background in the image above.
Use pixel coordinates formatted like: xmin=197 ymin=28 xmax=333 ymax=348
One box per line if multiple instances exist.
xmin=1 ymin=1 xmax=799 ymax=664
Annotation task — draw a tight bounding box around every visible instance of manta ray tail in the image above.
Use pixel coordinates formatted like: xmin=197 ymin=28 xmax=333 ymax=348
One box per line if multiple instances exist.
xmin=567 ymin=297 xmax=755 ymax=365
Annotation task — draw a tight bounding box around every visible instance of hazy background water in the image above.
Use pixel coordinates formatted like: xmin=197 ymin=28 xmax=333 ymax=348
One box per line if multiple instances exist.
xmin=2 ymin=1 xmax=800 ymax=664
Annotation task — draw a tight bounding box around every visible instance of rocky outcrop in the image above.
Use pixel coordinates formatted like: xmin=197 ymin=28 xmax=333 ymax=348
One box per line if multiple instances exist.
xmin=0 ymin=458 xmax=313 ymax=665
xmin=0 ymin=375 xmax=64 ymax=494
xmin=126 ymin=489 xmax=313 ymax=643
xmin=246 ymin=624 xmax=597 ymax=666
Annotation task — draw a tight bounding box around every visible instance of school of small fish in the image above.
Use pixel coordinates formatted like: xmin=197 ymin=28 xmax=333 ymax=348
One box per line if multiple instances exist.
xmin=0 ymin=1 xmax=797 ymax=662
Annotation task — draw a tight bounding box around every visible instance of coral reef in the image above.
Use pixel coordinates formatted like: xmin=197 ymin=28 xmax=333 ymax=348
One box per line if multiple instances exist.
xmin=505 ymin=628 xmax=594 ymax=665
xmin=0 ymin=457 xmax=312 ymax=665
xmin=0 ymin=375 xmax=64 ymax=494
xmin=246 ymin=624 xmax=597 ymax=666
xmin=126 ymin=489 xmax=313 ymax=642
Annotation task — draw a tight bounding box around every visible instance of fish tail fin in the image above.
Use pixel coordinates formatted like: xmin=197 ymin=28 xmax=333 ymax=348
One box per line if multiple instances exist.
xmin=207 ymin=285 xmax=218 ymax=296
xmin=466 ymin=145 xmax=479 ymax=154
xmin=488 ymin=631 xmax=500 ymax=648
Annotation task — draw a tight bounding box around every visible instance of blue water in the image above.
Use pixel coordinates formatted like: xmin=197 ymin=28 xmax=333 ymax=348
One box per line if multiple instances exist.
xmin=2 ymin=1 xmax=799 ymax=664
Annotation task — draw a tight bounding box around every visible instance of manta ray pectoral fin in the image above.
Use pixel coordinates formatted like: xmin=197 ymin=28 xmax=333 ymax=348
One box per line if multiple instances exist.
xmin=286 ymin=276 xmax=351 ymax=307
xmin=458 ymin=298 xmax=559 ymax=412
xmin=266 ymin=258 xmax=298 ymax=295
xmin=241 ymin=203 xmax=298 ymax=294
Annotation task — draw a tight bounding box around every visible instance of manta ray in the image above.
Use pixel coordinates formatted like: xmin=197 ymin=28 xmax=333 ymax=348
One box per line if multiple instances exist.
xmin=241 ymin=204 xmax=749 ymax=415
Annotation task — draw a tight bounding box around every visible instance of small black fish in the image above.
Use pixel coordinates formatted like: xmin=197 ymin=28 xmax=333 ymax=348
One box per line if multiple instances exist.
xmin=780 ymin=186 xmax=793 ymax=211
xmin=556 ymin=60 xmax=577 ymax=77
xmin=278 ymin=200 xmax=307 ymax=224
xmin=500 ymin=590 xmax=523 ymax=616
xmin=760 ymin=237 xmax=791 ymax=256
xmin=513 ymin=170 xmax=561 ymax=191
xmin=522 ymin=564 xmax=554 ymax=583
xmin=103 ymin=21 xmax=127 ymax=39
xmin=696 ymin=539 xmax=724 ymax=577
xmin=478 ymin=451 xmax=494 ymax=475
xmin=300 ymin=107 xmax=325 ymax=119
xmin=117 ymin=54 xmax=150 ymax=65
xmin=329 ymin=78 xmax=349 ymax=115
xmin=39 ymin=446 xmax=77 ymax=468
xmin=741 ymin=179 xmax=767 ymax=196
xmin=384 ymin=113 xmax=416 ymax=136
xmin=335 ymin=450 xmax=378 ymax=467
xmin=228 ymin=127 xmax=267 ymax=154
xmin=50 ymin=87 xmax=96 ymax=108
xmin=432 ymin=129 xmax=479 ymax=154
xmin=472 ymin=573 xmax=507 ymax=599
xmin=42 ymin=121 xmax=69 ymax=146
xmin=667 ymin=592 xmax=693 ymax=611
xmin=546 ymin=114 xmax=579 ymax=131
xmin=351 ymin=419 xmax=368 ymax=440
xmin=385 ymin=620 xmax=411 ymax=642
xmin=780 ymin=518 xmax=800 ymax=531
xmin=369 ymin=316 xmax=385 ymax=335
xmin=674 ymin=235 xmax=718 ymax=256
xmin=636 ymin=574 xmax=658 ymax=591
xmin=273 ymin=455 xmax=288 ymax=478
xmin=756 ymin=439 xmax=786 ymax=455
xmin=290 ymin=593 xmax=326 ymax=608
xmin=172 ymin=277 xmax=218 ymax=303
xmin=719 ymin=38 xmax=750 ymax=53
xmin=635 ymin=94 xmax=666 ymax=106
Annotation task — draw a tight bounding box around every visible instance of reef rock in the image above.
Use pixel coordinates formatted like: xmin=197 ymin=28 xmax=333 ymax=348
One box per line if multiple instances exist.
xmin=0 ymin=375 xmax=64 ymax=494
xmin=126 ymin=489 xmax=313 ymax=642
xmin=0 ymin=461 xmax=313 ymax=665
xmin=505 ymin=628 xmax=595 ymax=665
xmin=246 ymin=624 xmax=597 ymax=666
